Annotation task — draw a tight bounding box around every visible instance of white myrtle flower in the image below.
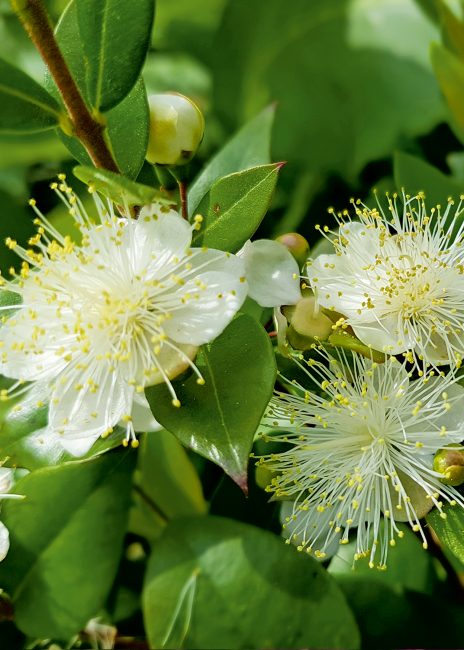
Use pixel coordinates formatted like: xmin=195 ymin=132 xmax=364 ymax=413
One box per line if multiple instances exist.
xmin=0 ymin=176 xmax=247 ymax=455
xmin=306 ymin=194 xmax=464 ymax=366
xmin=258 ymin=349 xmax=464 ymax=568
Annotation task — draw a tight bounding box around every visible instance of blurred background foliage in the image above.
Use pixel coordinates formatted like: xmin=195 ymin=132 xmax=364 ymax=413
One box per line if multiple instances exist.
xmin=1 ymin=0 xmax=463 ymax=264
xmin=2 ymin=0 xmax=464 ymax=647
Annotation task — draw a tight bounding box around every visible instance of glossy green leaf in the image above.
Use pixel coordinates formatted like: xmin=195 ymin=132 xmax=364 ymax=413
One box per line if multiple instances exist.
xmin=0 ymin=290 xmax=21 ymax=320
xmin=76 ymin=0 xmax=154 ymax=111
xmin=137 ymin=431 xmax=206 ymax=519
xmin=431 ymin=42 xmax=464 ymax=142
xmin=394 ymin=151 xmax=463 ymax=205
xmin=130 ymin=430 xmax=206 ymax=544
xmin=146 ymin=315 xmax=276 ymax=489
xmin=188 ymin=105 xmax=275 ymax=214
xmin=192 ymin=163 xmax=282 ymax=252
xmin=427 ymin=505 xmax=464 ymax=572
xmin=143 ymin=516 xmax=360 ymax=650
xmin=50 ymin=1 xmax=149 ymax=177
xmin=0 ymin=58 xmax=60 ymax=134
xmin=213 ymin=0 xmax=444 ymax=179
xmin=0 ymin=451 xmax=136 ymax=638
xmin=73 ymin=165 xmax=169 ymax=206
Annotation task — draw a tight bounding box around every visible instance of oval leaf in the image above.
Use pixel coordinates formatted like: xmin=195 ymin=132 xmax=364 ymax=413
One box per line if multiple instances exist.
xmin=192 ymin=163 xmax=283 ymax=252
xmin=73 ymin=165 xmax=170 ymax=206
xmin=0 ymin=58 xmax=60 ymax=134
xmin=427 ymin=505 xmax=464 ymax=572
xmin=76 ymin=0 xmax=154 ymax=111
xmin=143 ymin=515 xmax=360 ymax=649
xmin=145 ymin=314 xmax=276 ymax=490
xmin=0 ymin=451 xmax=136 ymax=638
xmin=188 ymin=105 xmax=275 ymax=215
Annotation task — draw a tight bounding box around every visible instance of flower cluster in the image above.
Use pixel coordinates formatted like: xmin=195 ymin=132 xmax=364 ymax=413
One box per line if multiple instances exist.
xmin=306 ymin=193 xmax=464 ymax=367
xmin=0 ymin=177 xmax=300 ymax=458
xmin=260 ymin=194 xmax=464 ymax=567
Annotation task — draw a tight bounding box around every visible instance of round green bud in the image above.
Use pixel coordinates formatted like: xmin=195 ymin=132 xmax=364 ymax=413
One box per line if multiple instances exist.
xmin=275 ymin=232 xmax=310 ymax=267
xmin=388 ymin=470 xmax=433 ymax=522
xmin=146 ymin=92 xmax=205 ymax=166
xmin=433 ymin=446 xmax=464 ymax=486
xmin=285 ymin=296 xmax=333 ymax=345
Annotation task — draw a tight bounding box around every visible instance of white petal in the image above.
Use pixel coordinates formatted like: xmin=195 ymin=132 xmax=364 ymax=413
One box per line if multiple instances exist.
xmin=48 ymin=363 xmax=131 ymax=441
xmin=137 ymin=205 xmax=192 ymax=258
xmin=60 ymin=433 xmax=101 ymax=457
xmin=0 ymin=521 xmax=9 ymax=561
xmin=0 ymin=468 xmax=15 ymax=494
xmin=351 ymin=315 xmax=412 ymax=354
xmin=130 ymin=392 xmax=162 ymax=432
xmin=163 ymin=250 xmax=247 ymax=345
xmin=0 ymin=307 xmax=68 ymax=382
xmin=239 ymin=239 xmax=301 ymax=307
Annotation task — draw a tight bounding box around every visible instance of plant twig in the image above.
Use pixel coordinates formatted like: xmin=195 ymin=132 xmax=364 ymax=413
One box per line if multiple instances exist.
xmin=11 ymin=0 xmax=120 ymax=173
xmin=178 ymin=180 xmax=189 ymax=220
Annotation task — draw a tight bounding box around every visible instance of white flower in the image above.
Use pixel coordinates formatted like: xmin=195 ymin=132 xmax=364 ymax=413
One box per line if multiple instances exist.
xmin=258 ymin=349 xmax=464 ymax=568
xmin=0 ymin=177 xmax=247 ymax=455
xmin=238 ymin=239 xmax=302 ymax=307
xmin=306 ymin=194 xmax=464 ymax=366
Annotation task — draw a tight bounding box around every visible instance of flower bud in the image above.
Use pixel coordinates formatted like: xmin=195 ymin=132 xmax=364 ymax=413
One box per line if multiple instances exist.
xmin=146 ymin=92 xmax=205 ymax=166
xmin=284 ymin=296 xmax=333 ymax=349
xmin=275 ymin=233 xmax=309 ymax=267
xmin=433 ymin=446 xmax=464 ymax=486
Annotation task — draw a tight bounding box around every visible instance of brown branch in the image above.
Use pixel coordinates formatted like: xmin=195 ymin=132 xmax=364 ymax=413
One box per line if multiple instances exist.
xmin=11 ymin=0 xmax=120 ymax=172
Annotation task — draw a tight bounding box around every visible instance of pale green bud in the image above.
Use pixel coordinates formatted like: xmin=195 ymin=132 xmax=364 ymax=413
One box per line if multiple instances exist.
xmin=389 ymin=470 xmax=433 ymax=522
xmin=433 ymin=446 xmax=464 ymax=486
xmin=275 ymin=232 xmax=310 ymax=267
xmin=146 ymin=93 xmax=205 ymax=166
xmin=284 ymin=296 xmax=333 ymax=350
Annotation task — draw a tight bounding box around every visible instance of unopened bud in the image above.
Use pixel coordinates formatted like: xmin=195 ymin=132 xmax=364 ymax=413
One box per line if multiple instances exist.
xmin=389 ymin=470 xmax=433 ymax=522
xmin=285 ymin=296 xmax=333 ymax=348
xmin=434 ymin=446 xmax=464 ymax=486
xmin=146 ymin=93 xmax=205 ymax=166
xmin=275 ymin=233 xmax=309 ymax=267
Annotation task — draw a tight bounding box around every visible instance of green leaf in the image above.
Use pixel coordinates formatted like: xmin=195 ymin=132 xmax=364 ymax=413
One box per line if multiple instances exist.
xmin=437 ymin=0 xmax=464 ymax=60
xmin=59 ymin=78 xmax=150 ymax=179
xmin=427 ymin=505 xmax=464 ymax=572
xmin=192 ymin=163 xmax=282 ymax=252
xmin=0 ymin=58 xmax=60 ymax=134
xmin=431 ymin=42 xmax=464 ymax=143
xmin=329 ymin=523 xmax=436 ymax=595
xmin=213 ymin=0 xmax=444 ymax=180
xmin=146 ymin=315 xmax=276 ymax=489
xmin=73 ymin=165 xmax=169 ymax=206
xmin=76 ymin=0 xmax=154 ymax=111
xmin=137 ymin=431 xmax=206 ymax=519
xmin=0 ymin=290 xmax=21 ymax=321
xmin=143 ymin=516 xmax=360 ymax=650
xmin=0 ymin=451 xmax=136 ymax=639
xmin=50 ymin=1 xmax=149 ymax=178
xmin=394 ymin=151 xmax=463 ymax=205
xmin=188 ymin=105 xmax=275 ymax=214
xmin=130 ymin=430 xmax=207 ymax=544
